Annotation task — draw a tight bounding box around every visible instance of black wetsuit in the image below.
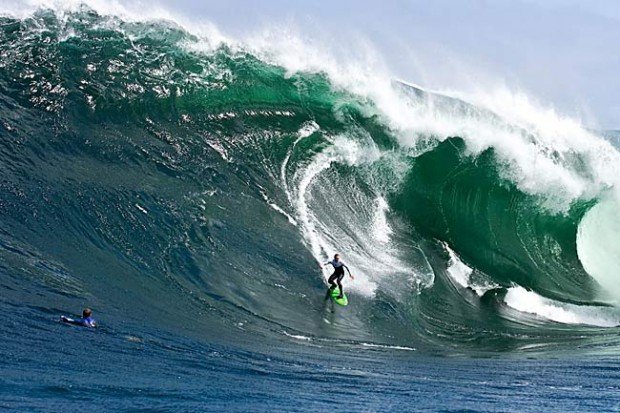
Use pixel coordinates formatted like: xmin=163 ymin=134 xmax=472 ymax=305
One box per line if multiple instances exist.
xmin=326 ymin=259 xmax=348 ymax=298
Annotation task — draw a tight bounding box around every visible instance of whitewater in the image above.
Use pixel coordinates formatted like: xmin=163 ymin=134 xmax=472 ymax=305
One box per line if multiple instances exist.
xmin=1 ymin=3 xmax=620 ymax=412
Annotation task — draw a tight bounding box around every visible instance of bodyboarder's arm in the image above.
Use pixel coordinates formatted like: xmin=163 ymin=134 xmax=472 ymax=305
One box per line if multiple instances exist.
xmin=61 ymin=316 xmax=82 ymax=326
xmin=61 ymin=316 xmax=96 ymax=327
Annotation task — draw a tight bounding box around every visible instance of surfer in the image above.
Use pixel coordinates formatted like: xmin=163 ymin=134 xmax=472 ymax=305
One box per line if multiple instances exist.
xmin=320 ymin=254 xmax=354 ymax=299
xmin=61 ymin=308 xmax=97 ymax=328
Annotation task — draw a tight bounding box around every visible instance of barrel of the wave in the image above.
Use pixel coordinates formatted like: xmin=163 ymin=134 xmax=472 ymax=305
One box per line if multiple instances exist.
xmin=577 ymin=195 xmax=620 ymax=304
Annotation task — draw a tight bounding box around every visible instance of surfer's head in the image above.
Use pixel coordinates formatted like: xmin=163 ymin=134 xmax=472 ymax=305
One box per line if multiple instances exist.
xmin=334 ymin=254 xmax=340 ymax=261
xmin=83 ymin=308 xmax=92 ymax=318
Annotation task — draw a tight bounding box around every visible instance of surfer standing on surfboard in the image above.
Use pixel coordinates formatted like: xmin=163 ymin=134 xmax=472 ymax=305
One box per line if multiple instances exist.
xmin=320 ymin=254 xmax=354 ymax=299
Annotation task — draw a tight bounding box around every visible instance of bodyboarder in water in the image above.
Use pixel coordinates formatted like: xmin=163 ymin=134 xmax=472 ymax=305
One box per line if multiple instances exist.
xmin=320 ymin=254 xmax=354 ymax=299
xmin=61 ymin=308 xmax=97 ymax=328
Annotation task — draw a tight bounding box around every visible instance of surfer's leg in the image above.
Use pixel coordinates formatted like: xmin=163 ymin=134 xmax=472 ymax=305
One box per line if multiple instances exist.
xmin=325 ymin=272 xmax=338 ymax=301
xmin=327 ymin=272 xmax=338 ymax=290
xmin=336 ymin=274 xmax=344 ymax=298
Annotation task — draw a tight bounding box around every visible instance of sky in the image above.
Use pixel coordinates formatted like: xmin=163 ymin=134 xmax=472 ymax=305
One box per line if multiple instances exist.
xmin=6 ymin=0 xmax=620 ymax=128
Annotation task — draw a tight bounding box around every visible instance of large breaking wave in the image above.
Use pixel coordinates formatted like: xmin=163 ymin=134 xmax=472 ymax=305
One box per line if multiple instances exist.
xmin=1 ymin=6 xmax=620 ymax=354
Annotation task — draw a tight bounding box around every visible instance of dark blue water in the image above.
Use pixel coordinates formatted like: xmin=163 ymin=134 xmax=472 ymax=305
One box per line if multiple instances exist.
xmin=2 ymin=301 xmax=619 ymax=412
xmin=3 ymin=318 xmax=620 ymax=411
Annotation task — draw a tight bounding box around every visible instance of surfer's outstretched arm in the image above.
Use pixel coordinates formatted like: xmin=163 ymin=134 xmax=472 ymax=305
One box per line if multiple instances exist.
xmin=343 ymin=265 xmax=354 ymax=279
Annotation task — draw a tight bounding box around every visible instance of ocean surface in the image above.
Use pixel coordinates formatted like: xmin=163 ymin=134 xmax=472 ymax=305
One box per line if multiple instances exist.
xmin=1 ymin=7 xmax=620 ymax=412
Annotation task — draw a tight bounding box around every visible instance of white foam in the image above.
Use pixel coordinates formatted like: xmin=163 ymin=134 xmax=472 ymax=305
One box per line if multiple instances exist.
xmin=3 ymin=0 xmax=230 ymax=55
xmin=504 ymin=286 xmax=620 ymax=327
xmin=297 ymin=121 xmax=320 ymax=139
xmin=280 ymin=121 xmax=319 ymax=203
xmin=359 ymin=342 xmax=415 ymax=351
xmin=372 ymin=196 xmax=392 ymax=244
xmin=282 ymin=331 xmax=312 ymax=341
xmin=267 ymin=202 xmax=297 ymax=226
xmin=255 ymin=186 xmax=298 ymax=226
xmin=445 ymin=245 xmax=473 ymax=288
xmin=444 ymin=243 xmax=497 ymax=296
xmin=134 ymin=203 xmax=148 ymax=214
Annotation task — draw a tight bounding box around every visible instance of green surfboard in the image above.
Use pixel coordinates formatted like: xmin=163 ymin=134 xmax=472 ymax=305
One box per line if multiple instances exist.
xmin=330 ymin=287 xmax=348 ymax=306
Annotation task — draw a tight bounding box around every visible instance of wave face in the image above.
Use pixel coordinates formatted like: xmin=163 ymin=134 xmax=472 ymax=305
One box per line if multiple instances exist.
xmin=2 ymin=8 xmax=620 ymax=355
